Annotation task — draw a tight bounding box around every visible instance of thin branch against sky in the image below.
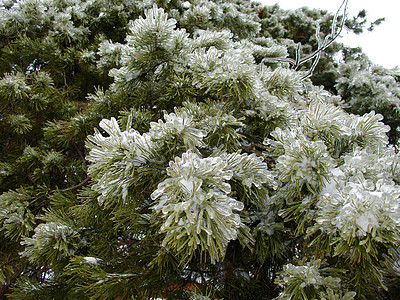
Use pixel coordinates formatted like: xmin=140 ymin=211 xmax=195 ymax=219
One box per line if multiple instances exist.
xmin=257 ymin=0 xmax=400 ymax=69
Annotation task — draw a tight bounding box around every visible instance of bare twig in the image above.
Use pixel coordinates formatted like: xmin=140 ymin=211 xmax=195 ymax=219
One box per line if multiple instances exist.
xmin=56 ymin=176 xmax=91 ymax=193
xmin=261 ymin=0 xmax=349 ymax=80
xmin=0 ymin=103 xmax=10 ymax=114
xmin=28 ymin=176 xmax=91 ymax=208
xmin=261 ymin=56 xmax=296 ymax=66
xmin=300 ymin=0 xmax=348 ymax=80
xmin=145 ymin=163 xmax=167 ymax=170
xmin=74 ymin=143 xmax=88 ymax=173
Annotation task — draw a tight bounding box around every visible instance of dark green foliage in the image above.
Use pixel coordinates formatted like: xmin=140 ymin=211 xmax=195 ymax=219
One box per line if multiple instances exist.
xmin=1 ymin=0 xmax=400 ymax=299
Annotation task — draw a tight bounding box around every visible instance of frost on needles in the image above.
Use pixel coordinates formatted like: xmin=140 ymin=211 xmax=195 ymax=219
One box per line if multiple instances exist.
xmin=82 ymin=5 xmax=399 ymax=298
xmin=1 ymin=1 xmax=400 ymax=299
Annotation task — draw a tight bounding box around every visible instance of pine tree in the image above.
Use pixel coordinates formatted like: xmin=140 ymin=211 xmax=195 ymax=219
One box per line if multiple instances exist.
xmin=1 ymin=0 xmax=400 ymax=299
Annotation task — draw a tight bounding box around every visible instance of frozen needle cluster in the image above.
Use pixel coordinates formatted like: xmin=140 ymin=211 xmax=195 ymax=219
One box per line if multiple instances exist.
xmin=2 ymin=1 xmax=400 ymax=299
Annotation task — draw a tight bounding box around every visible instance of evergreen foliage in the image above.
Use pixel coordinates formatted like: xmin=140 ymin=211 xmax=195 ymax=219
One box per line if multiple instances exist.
xmin=1 ymin=0 xmax=400 ymax=299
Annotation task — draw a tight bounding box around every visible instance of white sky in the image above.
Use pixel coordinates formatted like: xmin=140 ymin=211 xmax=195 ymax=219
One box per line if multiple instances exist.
xmin=257 ymin=0 xmax=400 ymax=69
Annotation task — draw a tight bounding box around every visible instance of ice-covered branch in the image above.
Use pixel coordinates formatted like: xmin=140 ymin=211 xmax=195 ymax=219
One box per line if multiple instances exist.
xmin=262 ymin=0 xmax=348 ymax=80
